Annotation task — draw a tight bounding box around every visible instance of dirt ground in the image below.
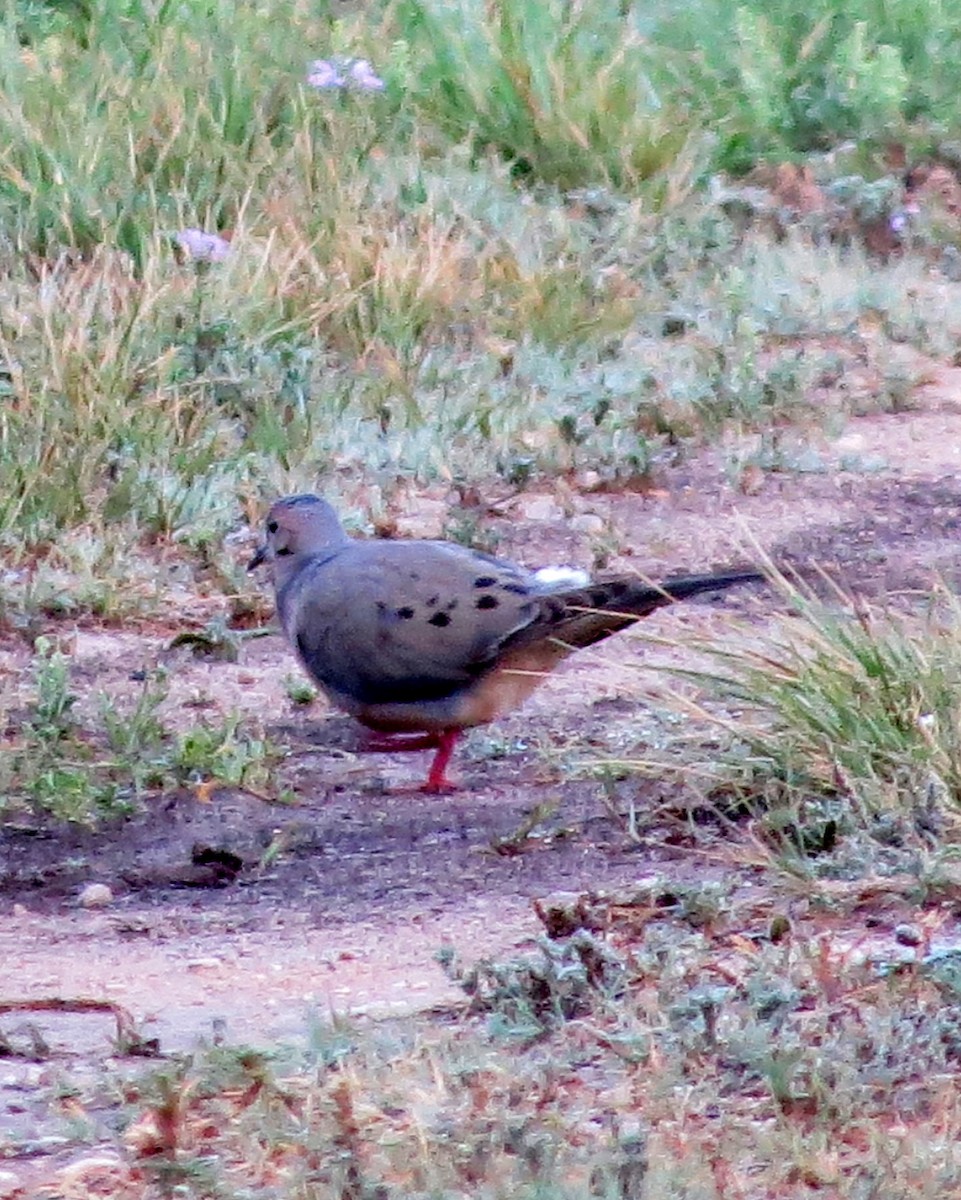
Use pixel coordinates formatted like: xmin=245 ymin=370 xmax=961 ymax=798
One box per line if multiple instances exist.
xmin=2 ymin=395 xmax=961 ymax=1166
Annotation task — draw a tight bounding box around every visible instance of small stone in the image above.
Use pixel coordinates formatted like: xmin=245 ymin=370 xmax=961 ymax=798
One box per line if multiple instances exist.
xmin=838 ymin=454 xmax=889 ymax=474
xmin=11 ymin=904 xmax=27 ymax=918
xmin=20 ymin=1136 xmax=70 ymax=1154
xmin=0 ymin=1170 xmax=23 ymax=1199
xmin=514 ymin=494 xmax=563 ymax=522
xmin=394 ymin=498 xmax=449 ymax=540
xmin=55 ymin=1153 xmax=129 ymax=1193
xmin=570 ymin=513 xmax=606 ymax=535
xmin=186 ymin=957 xmax=224 ymax=972
xmin=894 ymin=924 xmax=922 ymax=947
xmin=2 ymin=1065 xmax=44 ymax=1089
xmin=77 ymin=883 xmax=113 ymax=909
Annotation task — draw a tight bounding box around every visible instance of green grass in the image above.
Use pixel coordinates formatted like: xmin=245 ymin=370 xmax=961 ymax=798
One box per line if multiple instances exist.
xmin=695 ymin=577 xmax=961 ymax=816
xmin=398 ymin=0 xmax=961 ymax=177
xmin=395 ymin=0 xmax=695 ymax=190
xmin=1 ymin=0 xmax=960 ymax=609
xmin=0 ymin=636 xmax=281 ymax=821
xmin=594 ymin=568 xmax=961 ymax=883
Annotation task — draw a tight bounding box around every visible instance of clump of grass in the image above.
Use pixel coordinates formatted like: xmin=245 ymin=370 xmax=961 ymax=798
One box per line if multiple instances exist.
xmin=649 ymin=0 xmax=957 ymax=166
xmin=700 ymin=578 xmax=961 ymax=812
xmin=623 ymin=572 xmax=961 ymax=871
xmin=438 ymin=929 xmax=627 ymax=1041
xmin=395 ymin=0 xmax=697 ymax=190
xmin=399 ymin=0 xmax=961 ymax=178
xmin=0 ymin=639 xmax=281 ymax=822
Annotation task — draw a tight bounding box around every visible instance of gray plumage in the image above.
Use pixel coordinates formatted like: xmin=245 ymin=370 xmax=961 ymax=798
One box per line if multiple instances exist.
xmin=249 ymin=493 xmax=764 ymax=742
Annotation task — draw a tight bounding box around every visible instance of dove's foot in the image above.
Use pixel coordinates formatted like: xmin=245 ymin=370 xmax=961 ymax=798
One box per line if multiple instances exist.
xmin=359 ymin=728 xmax=462 ymax=792
xmin=421 ymin=729 xmax=461 ymax=794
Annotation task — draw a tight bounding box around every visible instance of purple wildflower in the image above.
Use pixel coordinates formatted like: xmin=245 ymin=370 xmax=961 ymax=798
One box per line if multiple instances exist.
xmin=306 ymin=56 xmax=385 ymax=93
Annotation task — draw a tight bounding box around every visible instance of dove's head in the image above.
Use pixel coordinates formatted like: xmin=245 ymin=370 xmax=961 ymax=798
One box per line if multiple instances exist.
xmin=248 ymin=494 xmax=350 ymax=582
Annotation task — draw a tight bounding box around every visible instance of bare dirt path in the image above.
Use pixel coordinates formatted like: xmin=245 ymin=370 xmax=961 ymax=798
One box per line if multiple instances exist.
xmin=2 ymin=396 xmax=961 ymax=1074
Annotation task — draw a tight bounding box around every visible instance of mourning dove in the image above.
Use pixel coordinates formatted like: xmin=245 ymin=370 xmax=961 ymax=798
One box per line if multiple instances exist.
xmin=249 ymin=494 xmax=765 ymax=792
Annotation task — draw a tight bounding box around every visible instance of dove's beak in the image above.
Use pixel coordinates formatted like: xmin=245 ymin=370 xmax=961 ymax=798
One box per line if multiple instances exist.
xmin=247 ymin=544 xmax=267 ymax=571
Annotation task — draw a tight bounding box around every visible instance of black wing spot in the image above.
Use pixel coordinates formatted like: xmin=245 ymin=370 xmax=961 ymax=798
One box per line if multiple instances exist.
xmin=428 ymin=611 xmax=452 ymax=628
xmin=426 ymin=595 xmax=438 ymax=607
xmin=446 ymin=598 xmax=459 ymax=610
xmin=502 ymin=582 xmax=528 ymax=595
xmin=476 ymin=594 xmax=499 ymax=610
xmin=397 ymin=606 xmax=415 ymax=619
xmin=474 ymin=575 xmax=498 ymax=588
xmin=267 ymin=519 xmax=278 ymax=533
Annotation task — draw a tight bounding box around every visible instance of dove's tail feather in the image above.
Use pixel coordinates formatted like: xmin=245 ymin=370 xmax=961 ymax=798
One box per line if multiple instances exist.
xmin=519 ymin=567 xmax=766 ymax=653
xmin=624 ymin=568 xmax=767 ymax=610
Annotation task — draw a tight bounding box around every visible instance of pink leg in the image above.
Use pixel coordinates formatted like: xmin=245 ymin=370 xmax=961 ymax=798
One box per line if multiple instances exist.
xmin=422 ymin=730 xmax=461 ymax=794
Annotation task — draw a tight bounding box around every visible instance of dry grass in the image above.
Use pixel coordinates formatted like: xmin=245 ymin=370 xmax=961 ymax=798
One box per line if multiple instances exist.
xmin=13 ymin=877 xmax=961 ymax=1197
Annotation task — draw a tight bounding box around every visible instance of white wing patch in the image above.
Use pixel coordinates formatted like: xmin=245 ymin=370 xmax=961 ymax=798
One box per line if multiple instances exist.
xmin=531 ymin=565 xmax=591 ymax=591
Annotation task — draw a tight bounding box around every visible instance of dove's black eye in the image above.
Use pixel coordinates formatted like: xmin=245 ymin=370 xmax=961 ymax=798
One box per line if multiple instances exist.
xmin=267 ymin=520 xmax=279 ymax=533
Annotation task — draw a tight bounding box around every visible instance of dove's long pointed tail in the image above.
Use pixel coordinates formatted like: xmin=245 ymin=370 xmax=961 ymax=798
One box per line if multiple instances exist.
xmin=629 ymin=568 xmax=767 ymax=609
xmin=531 ymin=568 xmax=766 ymax=652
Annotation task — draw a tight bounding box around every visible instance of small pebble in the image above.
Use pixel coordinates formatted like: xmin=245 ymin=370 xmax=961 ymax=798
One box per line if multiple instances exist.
xmin=18 ymin=1136 xmax=70 ymax=1154
xmin=0 ymin=1169 xmax=23 ymax=1199
xmin=894 ymin=924 xmax=922 ymax=947
xmin=514 ymin=494 xmax=563 ymax=522
xmin=55 ymin=1154 xmax=130 ymax=1195
xmin=77 ymin=883 xmax=113 ymax=909
xmin=186 ymin=957 xmax=224 ymax=972
xmin=1 ymin=1065 xmax=44 ymax=1089
xmin=394 ymin=498 xmax=449 ymax=540
xmin=570 ymin=513 xmax=606 ymax=535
